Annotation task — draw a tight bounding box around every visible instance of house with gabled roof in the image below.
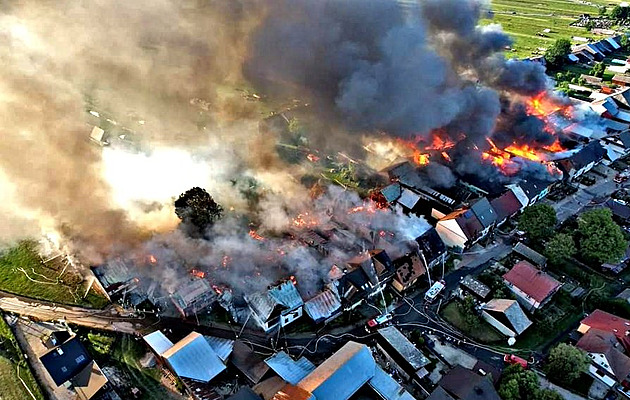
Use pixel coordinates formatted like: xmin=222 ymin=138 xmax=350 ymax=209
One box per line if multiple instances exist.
xmin=436 ymin=208 xmax=484 ymax=250
xmin=303 ymin=288 xmax=342 ymax=324
xmin=503 ymin=261 xmax=561 ymax=311
xmin=470 ymin=197 xmax=498 ymax=236
xmin=437 ymin=365 xmax=501 ymax=400
xmin=490 ymin=190 xmax=522 ymax=226
xmin=161 ymin=332 xmax=227 ymax=383
xmin=557 ymin=141 xmax=606 ymax=180
xmin=416 ymin=227 xmax=448 ymax=269
xmin=391 ymin=252 xmax=426 ymax=293
xmin=577 ymin=328 xmax=630 ymax=390
xmin=245 ymin=279 xmax=304 ymax=332
xmin=481 ymin=299 xmax=532 ymax=338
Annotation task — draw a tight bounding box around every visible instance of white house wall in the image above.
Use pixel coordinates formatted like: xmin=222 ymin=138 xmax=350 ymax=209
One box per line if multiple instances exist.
xmin=481 ymin=311 xmax=516 ymax=337
xmin=436 ymin=219 xmax=467 ymax=249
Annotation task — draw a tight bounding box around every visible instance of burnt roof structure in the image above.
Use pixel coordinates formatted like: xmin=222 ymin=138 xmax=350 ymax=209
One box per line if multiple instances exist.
xmin=416 ymin=228 xmax=446 ymax=267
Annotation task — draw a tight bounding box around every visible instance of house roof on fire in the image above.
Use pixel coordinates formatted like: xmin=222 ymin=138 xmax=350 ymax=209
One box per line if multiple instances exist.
xmin=416 ymin=228 xmax=446 ymax=265
xmin=304 ymin=289 xmax=341 ymax=323
xmin=558 ymin=141 xmax=606 ymax=172
xmin=470 ymin=197 xmax=497 ymax=229
xmin=490 ymin=190 xmax=521 ymax=222
xmin=246 ymin=280 xmax=304 ymax=323
xmin=481 ymin=299 xmax=532 ymax=335
xmin=503 ymin=261 xmax=561 ymax=303
xmin=161 ymin=332 xmax=226 ymax=383
xmin=171 ymin=278 xmax=215 ymax=310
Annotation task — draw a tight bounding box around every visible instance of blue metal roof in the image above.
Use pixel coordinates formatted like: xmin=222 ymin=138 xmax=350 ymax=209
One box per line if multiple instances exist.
xmin=297 ymin=342 xmax=375 ymax=400
xmin=162 ymin=332 xmax=226 ymax=383
xmin=204 ymin=336 xmax=234 ymax=362
xmin=369 ymin=367 xmax=417 ymax=400
xmin=381 ymin=183 xmax=402 ymax=203
xmin=264 ymin=351 xmax=315 ymax=385
xmin=143 ymin=331 xmax=174 ymax=355
xmin=304 ymin=290 xmax=341 ymax=323
xmin=268 ymin=281 xmax=303 ymax=309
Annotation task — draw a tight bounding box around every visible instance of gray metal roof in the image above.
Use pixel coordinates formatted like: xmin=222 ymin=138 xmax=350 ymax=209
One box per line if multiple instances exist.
xmin=204 ymin=336 xmax=234 ymax=362
xmin=171 ymin=279 xmax=214 ymax=309
xmin=460 ymin=276 xmax=491 ymax=299
xmin=162 ymin=332 xmax=226 ymax=383
xmin=245 ymin=291 xmax=277 ymax=321
xmin=482 ymin=299 xmax=532 ymax=335
xmin=397 ymin=188 xmax=421 ymax=210
xmin=368 ymin=366 xmax=416 ymax=400
xmin=264 ymin=351 xmax=315 ymax=385
xmin=470 ymin=197 xmax=497 ymax=229
xmin=297 ymin=341 xmax=375 ymax=400
xmin=513 ymin=242 xmax=547 ymax=267
xmin=381 ymin=183 xmax=402 ymax=203
xmin=268 ymin=281 xmax=303 ymax=309
xmin=304 ymin=290 xmax=341 ymax=323
xmin=377 ymin=326 xmax=429 ymax=370
xmin=143 ymin=331 xmax=174 ymax=355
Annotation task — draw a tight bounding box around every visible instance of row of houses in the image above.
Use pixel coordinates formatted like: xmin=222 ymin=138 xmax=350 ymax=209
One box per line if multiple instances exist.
xmin=570 ymin=35 xmax=623 ymax=64
xmin=144 ymin=327 xmax=422 ymax=400
xmin=244 ymin=228 xmax=447 ymax=332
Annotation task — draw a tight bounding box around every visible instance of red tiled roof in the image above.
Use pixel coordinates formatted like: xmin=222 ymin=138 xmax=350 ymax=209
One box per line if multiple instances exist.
xmin=502 ymin=261 xmax=560 ymax=303
xmin=581 ymin=310 xmax=630 ymax=352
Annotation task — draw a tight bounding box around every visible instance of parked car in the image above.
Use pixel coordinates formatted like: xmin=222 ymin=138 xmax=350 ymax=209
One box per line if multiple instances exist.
xmin=367 ymin=312 xmax=393 ymax=328
xmin=504 ymin=354 xmax=528 ymax=368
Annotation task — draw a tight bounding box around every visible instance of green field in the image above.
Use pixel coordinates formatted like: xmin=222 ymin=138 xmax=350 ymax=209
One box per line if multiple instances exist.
xmin=0 ymin=315 xmax=44 ymax=400
xmin=441 ymin=301 xmax=504 ymax=343
xmin=0 ymin=240 xmax=109 ymax=308
xmin=488 ymin=0 xmax=624 ymax=58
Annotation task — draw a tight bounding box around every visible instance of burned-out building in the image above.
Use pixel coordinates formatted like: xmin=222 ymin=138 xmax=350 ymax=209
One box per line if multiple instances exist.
xmin=416 ymin=227 xmax=447 ymax=270
xmin=171 ymin=278 xmax=217 ymax=318
xmin=391 ymin=252 xmax=426 ymax=293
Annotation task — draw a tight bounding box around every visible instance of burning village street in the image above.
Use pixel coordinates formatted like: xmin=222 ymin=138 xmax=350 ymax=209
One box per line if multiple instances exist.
xmin=4 ymin=0 xmax=630 ymax=399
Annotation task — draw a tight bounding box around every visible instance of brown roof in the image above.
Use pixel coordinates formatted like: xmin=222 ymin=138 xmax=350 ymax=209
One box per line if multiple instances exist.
xmin=271 ymin=384 xmax=313 ymax=400
xmin=503 ymin=261 xmax=560 ymax=303
xmin=439 ymin=365 xmax=501 ymax=400
xmin=580 ymin=309 xmax=630 ymax=352
xmin=231 ymin=340 xmax=270 ymax=384
xmin=577 ymin=328 xmax=630 ymax=382
xmin=442 ymin=209 xmax=484 ymax=240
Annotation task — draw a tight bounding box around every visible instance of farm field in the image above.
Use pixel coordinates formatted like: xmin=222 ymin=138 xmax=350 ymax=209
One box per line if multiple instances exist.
xmin=488 ymin=0 xmax=624 ymax=58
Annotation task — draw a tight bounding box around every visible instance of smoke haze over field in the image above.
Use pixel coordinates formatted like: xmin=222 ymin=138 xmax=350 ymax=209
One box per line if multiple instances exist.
xmin=0 ymin=0 xmax=571 ymax=295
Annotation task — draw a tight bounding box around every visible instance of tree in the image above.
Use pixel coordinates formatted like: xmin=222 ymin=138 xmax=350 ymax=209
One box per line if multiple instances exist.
xmin=174 ymin=187 xmax=223 ymax=231
xmin=577 ymin=208 xmax=627 ymax=264
xmin=611 ymin=5 xmax=629 ymax=21
xmin=537 ymin=389 xmax=564 ymax=400
xmin=590 ymin=62 xmax=605 ymax=78
xmin=621 ymin=34 xmax=630 ymax=51
xmin=599 ymin=6 xmax=607 ymax=16
xmin=545 ymin=233 xmax=576 ymax=265
xmin=519 ymin=204 xmax=557 ymax=242
xmin=498 ymin=365 xmax=541 ymax=400
xmin=545 ymin=343 xmax=590 ymax=386
xmin=544 ymin=38 xmax=572 ymax=68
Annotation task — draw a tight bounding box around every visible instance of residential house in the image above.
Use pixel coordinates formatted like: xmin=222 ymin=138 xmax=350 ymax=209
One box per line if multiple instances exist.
xmin=265 ymin=351 xmax=316 ymax=385
xmin=480 ymin=299 xmax=533 ymax=338
xmin=613 ymin=75 xmax=630 ymax=87
xmin=470 ymin=197 xmax=498 ymax=237
xmin=459 ymin=276 xmax=491 ymax=301
xmin=436 ymin=209 xmax=484 ymax=250
xmin=576 ymin=328 xmax=630 ymax=390
xmin=245 ymin=279 xmax=304 ymax=332
xmin=427 ymin=387 xmax=456 ymax=400
xmin=601 ymin=132 xmax=630 ymax=164
xmin=295 ymin=341 xmax=416 ymax=400
xmin=503 ymin=261 xmax=561 ymax=311
xmin=391 ymin=252 xmax=426 ymax=293
xmin=303 ymin=288 xmax=342 ymax=324
xmin=490 ymin=190 xmax=522 ymax=226
xmin=512 ymin=242 xmax=547 ymax=268
xmin=605 ymin=198 xmax=630 ymax=222
xmin=438 ymin=365 xmax=501 ymax=400
xmin=507 ymin=178 xmax=554 ymax=210
xmin=557 ymin=141 xmax=606 ymax=180
xmin=377 ymin=326 xmax=430 ymax=381
xmin=602 ymin=245 xmax=630 ymax=274
xmin=416 ymin=227 xmax=448 ymax=269
xmin=39 ymin=336 xmax=109 ymax=400
xmin=578 ymin=310 xmax=630 ymax=353
xmin=330 ymin=250 xmax=396 ymax=310
xmin=170 ymin=278 xmax=217 ymax=318
xmin=379 ymin=182 xmax=402 ymax=204
xmin=160 ymin=332 xmax=227 ymax=384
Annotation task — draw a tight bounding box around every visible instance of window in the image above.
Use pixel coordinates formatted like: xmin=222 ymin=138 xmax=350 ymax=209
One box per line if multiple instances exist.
xmin=75 ymin=355 xmax=86 ymax=364
xmin=61 ymin=366 xmax=68 ymax=373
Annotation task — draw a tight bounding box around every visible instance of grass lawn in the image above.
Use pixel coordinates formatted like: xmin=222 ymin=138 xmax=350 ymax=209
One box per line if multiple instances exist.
xmin=0 ymin=240 xmax=108 ymax=308
xmin=0 ymin=315 xmax=44 ymax=400
xmin=488 ymin=0 xmax=624 ymax=58
xmin=441 ymin=301 xmax=504 ymax=343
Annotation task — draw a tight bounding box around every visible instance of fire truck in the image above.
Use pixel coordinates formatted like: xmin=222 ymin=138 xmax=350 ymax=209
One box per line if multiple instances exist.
xmin=425 ymin=280 xmax=446 ymax=303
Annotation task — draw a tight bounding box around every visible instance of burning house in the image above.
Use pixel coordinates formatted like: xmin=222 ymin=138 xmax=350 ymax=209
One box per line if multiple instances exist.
xmin=556 ymin=141 xmax=606 ymax=180
xmin=391 ymin=252 xmax=426 ymax=293
xmin=170 ymin=278 xmax=217 ymax=318
xmin=245 ymin=279 xmax=304 ymax=332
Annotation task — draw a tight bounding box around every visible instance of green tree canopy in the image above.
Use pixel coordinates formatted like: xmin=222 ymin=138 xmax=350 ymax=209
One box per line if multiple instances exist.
xmin=519 ymin=204 xmax=557 ymax=242
xmin=621 ymin=34 xmax=630 ymax=51
xmin=611 ymin=6 xmax=630 ymax=20
xmin=498 ymin=365 xmax=541 ymax=400
xmin=545 ymin=233 xmax=576 ymax=266
xmin=590 ymin=62 xmax=605 ymax=78
xmin=544 ymin=38 xmax=572 ymax=67
xmin=577 ymin=208 xmax=627 ymax=264
xmin=537 ymin=389 xmax=564 ymax=400
xmin=545 ymin=343 xmax=590 ymax=386
xmin=174 ymin=187 xmax=223 ymax=231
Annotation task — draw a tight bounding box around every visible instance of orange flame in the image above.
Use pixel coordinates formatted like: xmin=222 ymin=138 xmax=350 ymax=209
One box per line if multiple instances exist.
xmin=543 ymin=139 xmax=564 ymax=153
xmin=414 ymin=152 xmax=430 ymax=166
xmin=191 ymin=269 xmax=206 ymax=279
xmin=292 ymin=212 xmax=318 ymax=228
xmin=306 ymin=153 xmax=320 ymax=162
xmin=249 ymin=230 xmax=265 ymax=241
xmin=441 ymin=151 xmax=452 ymax=162
xmin=504 ymin=144 xmax=541 ymax=162
xmin=148 ymin=255 xmax=157 ymax=265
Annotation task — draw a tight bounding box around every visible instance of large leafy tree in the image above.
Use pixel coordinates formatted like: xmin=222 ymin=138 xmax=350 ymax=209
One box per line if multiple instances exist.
xmin=577 ymin=209 xmax=627 ymax=264
xmin=174 ymin=187 xmax=223 ymax=231
xmin=545 ymin=343 xmax=590 ymax=386
xmin=498 ymin=365 xmax=541 ymax=400
xmin=544 ymin=38 xmax=572 ymax=68
xmin=611 ymin=6 xmax=630 ymax=20
xmin=519 ymin=204 xmax=557 ymax=242
xmin=545 ymin=233 xmax=576 ymax=266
